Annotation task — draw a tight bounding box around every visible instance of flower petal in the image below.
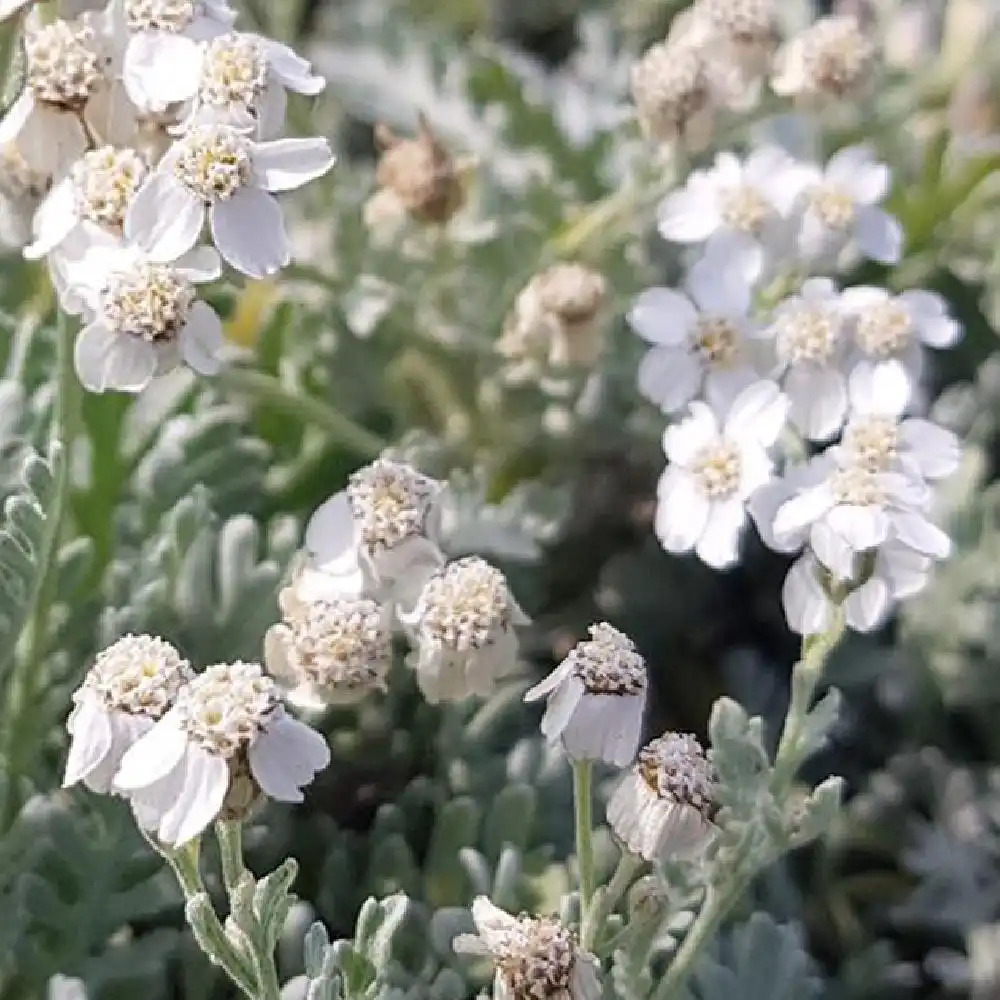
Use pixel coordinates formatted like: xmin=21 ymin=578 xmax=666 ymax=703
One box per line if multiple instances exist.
xmin=855 ymin=206 xmax=903 ymax=264
xmin=114 ymin=714 xmax=188 ymax=791
xmin=252 ymin=137 xmax=336 ymax=192
xmin=773 ymin=485 xmax=835 ymax=542
xmin=723 ymin=379 xmax=788 ymax=447
xmin=899 ymin=290 xmax=962 ymax=348
xmin=785 ymin=365 xmax=846 ymax=441
xmin=24 ymin=178 xmax=78 ymax=260
xmin=891 ymin=511 xmax=951 ymax=558
xmin=125 ymin=172 xmax=205 ymax=263
xmin=844 ymin=577 xmax=891 ymax=632
xmin=209 ymin=186 xmax=289 ymax=278
xmin=627 ymin=288 xmax=697 ymax=346
xmin=304 ymin=490 xmax=355 ymax=566
xmin=124 ymin=33 xmax=202 ymax=110
xmin=825 ymin=145 xmax=889 ymax=203
xmin=655 ymin=470 xmax=710 ymax=554
xmin=156 ymin=747 xmax=230 ymax=846
xmin=249 ymin=712 xmax=330 ymax=802
xmin=826 ymin=504 xmax=889 ymax=550
xmin=657 ymin=179 xmax=721 ymax=243
xmin=62 ymin=696 xmax=113 ymax=787
xmin=848 ymin=359 xmax=910 ymax=418
xmin=695 ymin=497 xmax=745 ymax=569
xmin=899 ymin=419 xmax=961 ymax=480
xmin=637 ymin=347 xmax=702 ymax=413
xmin=179 ymin=301 xmax=225 ymax=375
xmin=262 ymin=38 xmax=325 ymax=95
xmin=782 ymin=554 xmax=833 ymax=636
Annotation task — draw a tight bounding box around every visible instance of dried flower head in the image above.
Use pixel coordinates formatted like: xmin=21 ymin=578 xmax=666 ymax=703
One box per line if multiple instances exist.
xmin=265 ymin=595 xmax=392 ymax=709
xmin=63 ymin=635 xmax=193 ymax=793
xmin=607 ymin=731 xmax=717 ymax=860
xmin=373 ymin=114 xmax=467 ymax=224
xmin=631 ymin=38 xmax=714 ymax=147
xmin=772 ymin=15 xmax=877 ymax=101
xmin=526 ymin=623 xmax=647 ymax=766
xmin=116 ymin=660 xmax=329 ymax=846
xmin=453 ymin=898 xmax=601 ymax=1000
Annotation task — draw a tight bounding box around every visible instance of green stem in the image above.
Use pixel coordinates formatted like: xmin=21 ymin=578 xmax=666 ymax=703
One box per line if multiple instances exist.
xmin=581 ymin=851 xmax=643 ymax=951
xmin=166 ymin=842 xmax=259 ymax=998
xmin=573 ymin=760 xmax=596 ymax=917
xmin=771 ymin=606 xmax=847 ymax=796
xmin=650 ymin=880 xmax=749 ymax=1000
xmin=216 ymin=821 xmax=248 ymax=894
xmin=217 ymin=367 xmax=387 ymax=457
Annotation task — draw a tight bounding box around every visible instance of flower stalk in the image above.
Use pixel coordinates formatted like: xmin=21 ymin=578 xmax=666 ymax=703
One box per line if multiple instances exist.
xmin=573 ymin=759 xmax=596 ymax=917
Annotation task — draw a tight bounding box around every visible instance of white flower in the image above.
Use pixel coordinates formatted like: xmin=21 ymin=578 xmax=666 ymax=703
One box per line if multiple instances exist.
xmin=118 ymin=0 xmax=238 ymax=114
xmin=524 ymin=622 xmax=646 ymax=767
xmin=114 ymin=661 xmax=330 ymax=847
xmin=63 ymin=635 xmax=193 ymax=793
xmin=771 ymin=15 xmax=877 ymax=102
xmin=796 ymin=146 xmax=902 ymax=266
xmin=65 ymin=239 xmax=226 ymax=392
xmin=767 ymin=277 xmax=850 ymax=441
xmin=317 ymin=459 xmax=445 ymax=603
xmin=126 ymin=28 xmax=323 ymax=135
xmin=782 ymin=541 xmax=932 ymax=636
xmin=655 ymin=379 xmax=788 ymax=569
xmin=607 ymin=732 xmax=716 ymax=861
xmin=772 ymin=455 xmax=950 ymax=559
xmin=840 ymin=285 xmax=962 ymax=377
xmin=629 ymin=243 xmax=765 ymax=414
xmin=453 ymin=898 xmax=601 ymax=1000
xmin=0 ymin=14 xmax=135 ymax=176
xmin=836 ymin=361 xmax=961 ymax=482
xmin=264 ymin=594 xmax=391 ymax=709
xmin=656 ymin=146 xmax=808 ymax=253
xmin=124 ymin=121 xmax=334 ymax=278
xmin=401 ymin=556 xmax=527 ymax=704
xmin=0 ymin=0 xmax=32 ymax=22
xmin=25 ymin=146 xmax=148 ymax=260
xmin=0 ymin=143 xmax=51 ymax=248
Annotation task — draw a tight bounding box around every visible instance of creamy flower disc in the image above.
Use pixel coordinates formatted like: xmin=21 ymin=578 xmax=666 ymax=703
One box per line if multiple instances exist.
xmin=776 ymin=303 xmax=840 ymax=366
xmin=175 ymin=661 xmax=278 ymax=757
xmin=84 ymin=634 xmax=193 ymax=717
xmin=639 ymin=732 xmax=714 ymax=810
xmin=691 ymin=441 xmax=742 ymax=499
xmin=718 ymin=184 xmax=770 ymax=234
xmin=124 ymin=0 xmax=197 ymax=32
xmin=568 ymin=622 xmax=645 ymax=695
xmin=808 ymin=185 xmax=855 ymax=232
xmin=347 ymin=459 xmax=438 ymax=554
xmin=72 ymin=146 xmax=147 ymax=229
xmin=419 ymin=557 xmax=512 ymax=652
xmin=101 ymin=263 xmax=195 ymax=343
xmin=25 ymin=19 xmax=103 ymax=109
xmin=855 ymin=300 xmax=911 ymax=358
xmin=269 ymin=597 xmax=391 ymax=707
xmin=842 ymin=416 xmax=899 ymax=472
xmin=173 ymin=123 xmax=252 ymax=202
xmin=199 ymin=32 xmax=268 ymax=109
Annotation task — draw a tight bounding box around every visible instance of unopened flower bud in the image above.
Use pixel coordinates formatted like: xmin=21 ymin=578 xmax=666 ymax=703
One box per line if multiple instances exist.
xmin=772 ymin=15 xmax=877 ymax=102
xmin=607 ymin=732 xmax=717 ymax=861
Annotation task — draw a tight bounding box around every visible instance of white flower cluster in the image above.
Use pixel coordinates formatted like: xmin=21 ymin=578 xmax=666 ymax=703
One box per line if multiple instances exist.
xmin=3 ymin=0 xmax=334 ymax=393
xmin=274 ymin=457 xmax=528 ymax=706
xmin=629 ymin=141 xmax=963 ymax=637
xmin=64 ymin=635 xmax=329 ymax=847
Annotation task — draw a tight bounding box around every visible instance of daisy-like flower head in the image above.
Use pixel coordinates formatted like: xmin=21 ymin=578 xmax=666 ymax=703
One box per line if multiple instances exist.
xmin=264 ymin=594 xmax=392 ymax=710
xmin=607 ymin=732 xmax=716 ymax=860
xmin=401 ymin=556 xmax=527 ymax=704
xmin=25 ymin=146 xmax=148 ymax=260
xmin=453 ymin=898 xmax=601 ymax=1000
xmin=126 ymin=25 xmax=323 ymax=135
xmin=498 ymin=262 xmax=609 ymax=374
xmin=655 ymin=379 xmax=788 ymax=569
xmin=114 ymin=661 xmax=330 ymax=847
xmin=66 ymin=240 xmax=226 ymax=393
xmin=782 ymin=540 xmax=932 ymax=637
xmin=656 ymin=145 xmax=809 ymax=253
xmin=124 ymin=120 xmax=334 ymax=278
xmin=630 ymin=34 xmax=743 ymax=151
xmin=771 ymin=15 xmax=877 ymax=102
xmin=0 ymin=13 xmax=133 ymax=175
xmin=836 ymin=361 xmax=961 ymax=482
xmin=524 ymin=622 xmax=646 ymax=767
xmin=63 ymin=634 xmax=193 ymax=794
xmin=840 ymin=285 xmax=962 ymax=380
xmin=629 ymin=241 xmax=765 ymax=414
xmin=796 ymin=145 xmax=902 ymax=267
xmin=768 ymin=277 xmax=850 ymax=441
xmin=772 ymin=449 xmax=951 ymax=561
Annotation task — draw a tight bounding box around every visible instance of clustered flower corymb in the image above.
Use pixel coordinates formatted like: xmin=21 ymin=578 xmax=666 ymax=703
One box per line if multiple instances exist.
xmin=5 ymin=0 xmax=334 ymax=394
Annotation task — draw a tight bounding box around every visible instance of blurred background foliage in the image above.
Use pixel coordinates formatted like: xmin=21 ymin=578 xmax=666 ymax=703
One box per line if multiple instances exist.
xmin=4 ymin=0 xmax=1000 ymax=998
